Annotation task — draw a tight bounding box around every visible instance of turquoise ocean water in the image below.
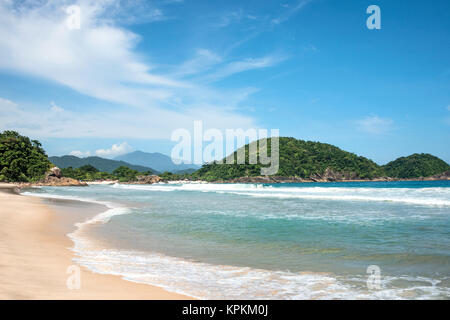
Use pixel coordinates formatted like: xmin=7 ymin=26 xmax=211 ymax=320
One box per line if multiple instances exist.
xmin=24 ymin=181 xmax=450 ymax=299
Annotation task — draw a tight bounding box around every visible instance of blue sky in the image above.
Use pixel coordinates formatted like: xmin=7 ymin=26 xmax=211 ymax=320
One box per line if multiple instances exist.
xmin=0 ymin=0 xmax=449 ymax=164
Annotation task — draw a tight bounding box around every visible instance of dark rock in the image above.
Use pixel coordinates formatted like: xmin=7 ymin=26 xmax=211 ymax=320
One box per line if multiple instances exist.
xmin=134 ymin=175 xmax=162 ymax=184
xmin=46 ymin=166 xmax=62 ymax=178
xmin=38 ymin=176 xmax=87 ymax=186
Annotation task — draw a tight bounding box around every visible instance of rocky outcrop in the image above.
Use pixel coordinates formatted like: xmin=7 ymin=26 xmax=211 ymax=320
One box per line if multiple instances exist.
xmin=27 ymin=166 xmax=87 ymax=186
xmin=224 ymin=168 xmax=362 ymax=183
xmin=309 ymin=168 xmax=360 ymax=182
xmin=119 ymin=175 xmax=161 ymax=184
xmin=133 ymin=175 xmax=162 ymax=184
xmin=15 ymin=166 xmax=87 ymax=187
xmin=47 ymin=166 xmax=62 ymax=178
xmin=423 ymin=170 xmax=450 ymax=181
xmin=34 ymin=176 xmax=88 ymax=186
xmin=24 ymin=176 xmax=88 ymax=188
xmin=213 ymin=167 xmax=399 ymax=183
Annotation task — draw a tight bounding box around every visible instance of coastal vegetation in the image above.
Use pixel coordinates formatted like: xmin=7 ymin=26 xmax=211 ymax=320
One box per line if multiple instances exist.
xmin=0 ymin=131 xmax=51 ymax=182
xmin=382 ymin=153 xmax=450 ymax=178
xmin=61 ymin=165 xmax=151 ymax=182
xmin=192 ymin=137 xmax=385 ymax=181
xmin=60 ymin=165 xmax=114 ymax=181
xmin=158 ymin=171 xmax=191 ymax=181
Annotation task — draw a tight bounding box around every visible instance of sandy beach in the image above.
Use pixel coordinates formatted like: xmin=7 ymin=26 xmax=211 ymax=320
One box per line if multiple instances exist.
xmin=0 ymin=184 xmax=191 ymax=300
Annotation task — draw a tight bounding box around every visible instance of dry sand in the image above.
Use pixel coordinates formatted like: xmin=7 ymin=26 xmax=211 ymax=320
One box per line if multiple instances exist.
xmin=0 ymin=184 xmax=192 ymax=299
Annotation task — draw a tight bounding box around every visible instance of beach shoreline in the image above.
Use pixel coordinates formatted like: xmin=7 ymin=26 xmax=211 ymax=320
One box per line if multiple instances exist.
xmin=0 ymin=185 xmax=192 ymax=300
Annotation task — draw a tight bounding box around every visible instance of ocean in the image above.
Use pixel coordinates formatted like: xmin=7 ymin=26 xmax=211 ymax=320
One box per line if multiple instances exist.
xmin=24 ymin=180 xmax=450 ymax=299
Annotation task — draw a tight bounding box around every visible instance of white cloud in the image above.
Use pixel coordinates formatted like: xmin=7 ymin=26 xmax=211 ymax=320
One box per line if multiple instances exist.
xmin=447 ymin=105 xmax=450 ymax=111
xmin=69 ymin=142 xmax=132 ymax=158
xmin=173 ymin=49 xmax=222 ymax=77
xmin=0 ymin=0 xmax=185 ymax=109
xmin=0 ymin=1 xmax=262 ymax=139
xmin=356 ymin=115 xmax=394 ymax=135
xmin=0 ymin=96 xmax=257 ymax=139
xmin=69 ymin=150 xmax=91 ymax=157
xmin=95 ymin=142 xmax=132 ymax=157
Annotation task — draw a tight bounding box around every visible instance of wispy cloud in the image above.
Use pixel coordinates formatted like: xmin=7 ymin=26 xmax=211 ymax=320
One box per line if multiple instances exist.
xmin=220 ymin=1 xmax=312 ymax=55
xmin=0 ymin=1 xmax=260 ymax=139
xmin=212 ymin=7 xmax=261 ymax=28
xmin=203 ymin=55 xmax=286 ymax=82
xmin=101 ymin=0 xmax=169 ymax=25
xmin=216 ymin=9 xmax=244 ymax=27
xmin=271 ymin=0 xmax=312 ymax=25
xmin=356 ymin=115 xmax=394 ymax=135
xmin=172 ymin=49 xmax=222 ymax=77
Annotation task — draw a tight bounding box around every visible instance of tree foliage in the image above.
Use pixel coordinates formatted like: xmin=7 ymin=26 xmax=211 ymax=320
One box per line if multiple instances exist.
xmin=112 ymin=166 xmax=141 ymax=182
xmin=61 ymin=166 xmax=114 ymax=181
xmin=61 ymin=165 xmax=151 ymax=182
xmin=0 ymin=131 xmax=52 ymax=182
xmin=192 ymin=137 xmax=385 ymax=181
xmin=382 ymin=153 xmax=450 ymax=178
xmin=158 ymin=171 xmax=191 ymax=181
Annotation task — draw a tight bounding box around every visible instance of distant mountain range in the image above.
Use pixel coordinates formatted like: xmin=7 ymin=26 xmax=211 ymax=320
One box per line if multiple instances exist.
xmin=49 ymin=155 xmax=157 ymax=174
xmin=114 ymin=151 xmax=200 ymax=173
xmin=49 ymin=151 xmax=200 ymax=174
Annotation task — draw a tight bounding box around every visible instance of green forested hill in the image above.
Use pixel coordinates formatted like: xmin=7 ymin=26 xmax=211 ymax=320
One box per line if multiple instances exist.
xmin=0 ymin=131 xmax=51 ymax=182
xmin=49 ymin=155 xmax=157 ymax=174
xmin=193 ymin=137 xmax=384 ymax=181
xmin=382 ymin=153 xmax=450 ymax=178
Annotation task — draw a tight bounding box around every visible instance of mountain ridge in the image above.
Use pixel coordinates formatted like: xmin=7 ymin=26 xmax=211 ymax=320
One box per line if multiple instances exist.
xmin=114 ymin=151 xmax=200 ymax=173
xmin=49 ymin=155 xmax=157 ymax=174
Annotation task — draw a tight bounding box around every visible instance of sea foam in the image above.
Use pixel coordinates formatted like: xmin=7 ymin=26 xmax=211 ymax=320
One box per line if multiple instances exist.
xmin=112 ymin=183 xmax=450 ymax=207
